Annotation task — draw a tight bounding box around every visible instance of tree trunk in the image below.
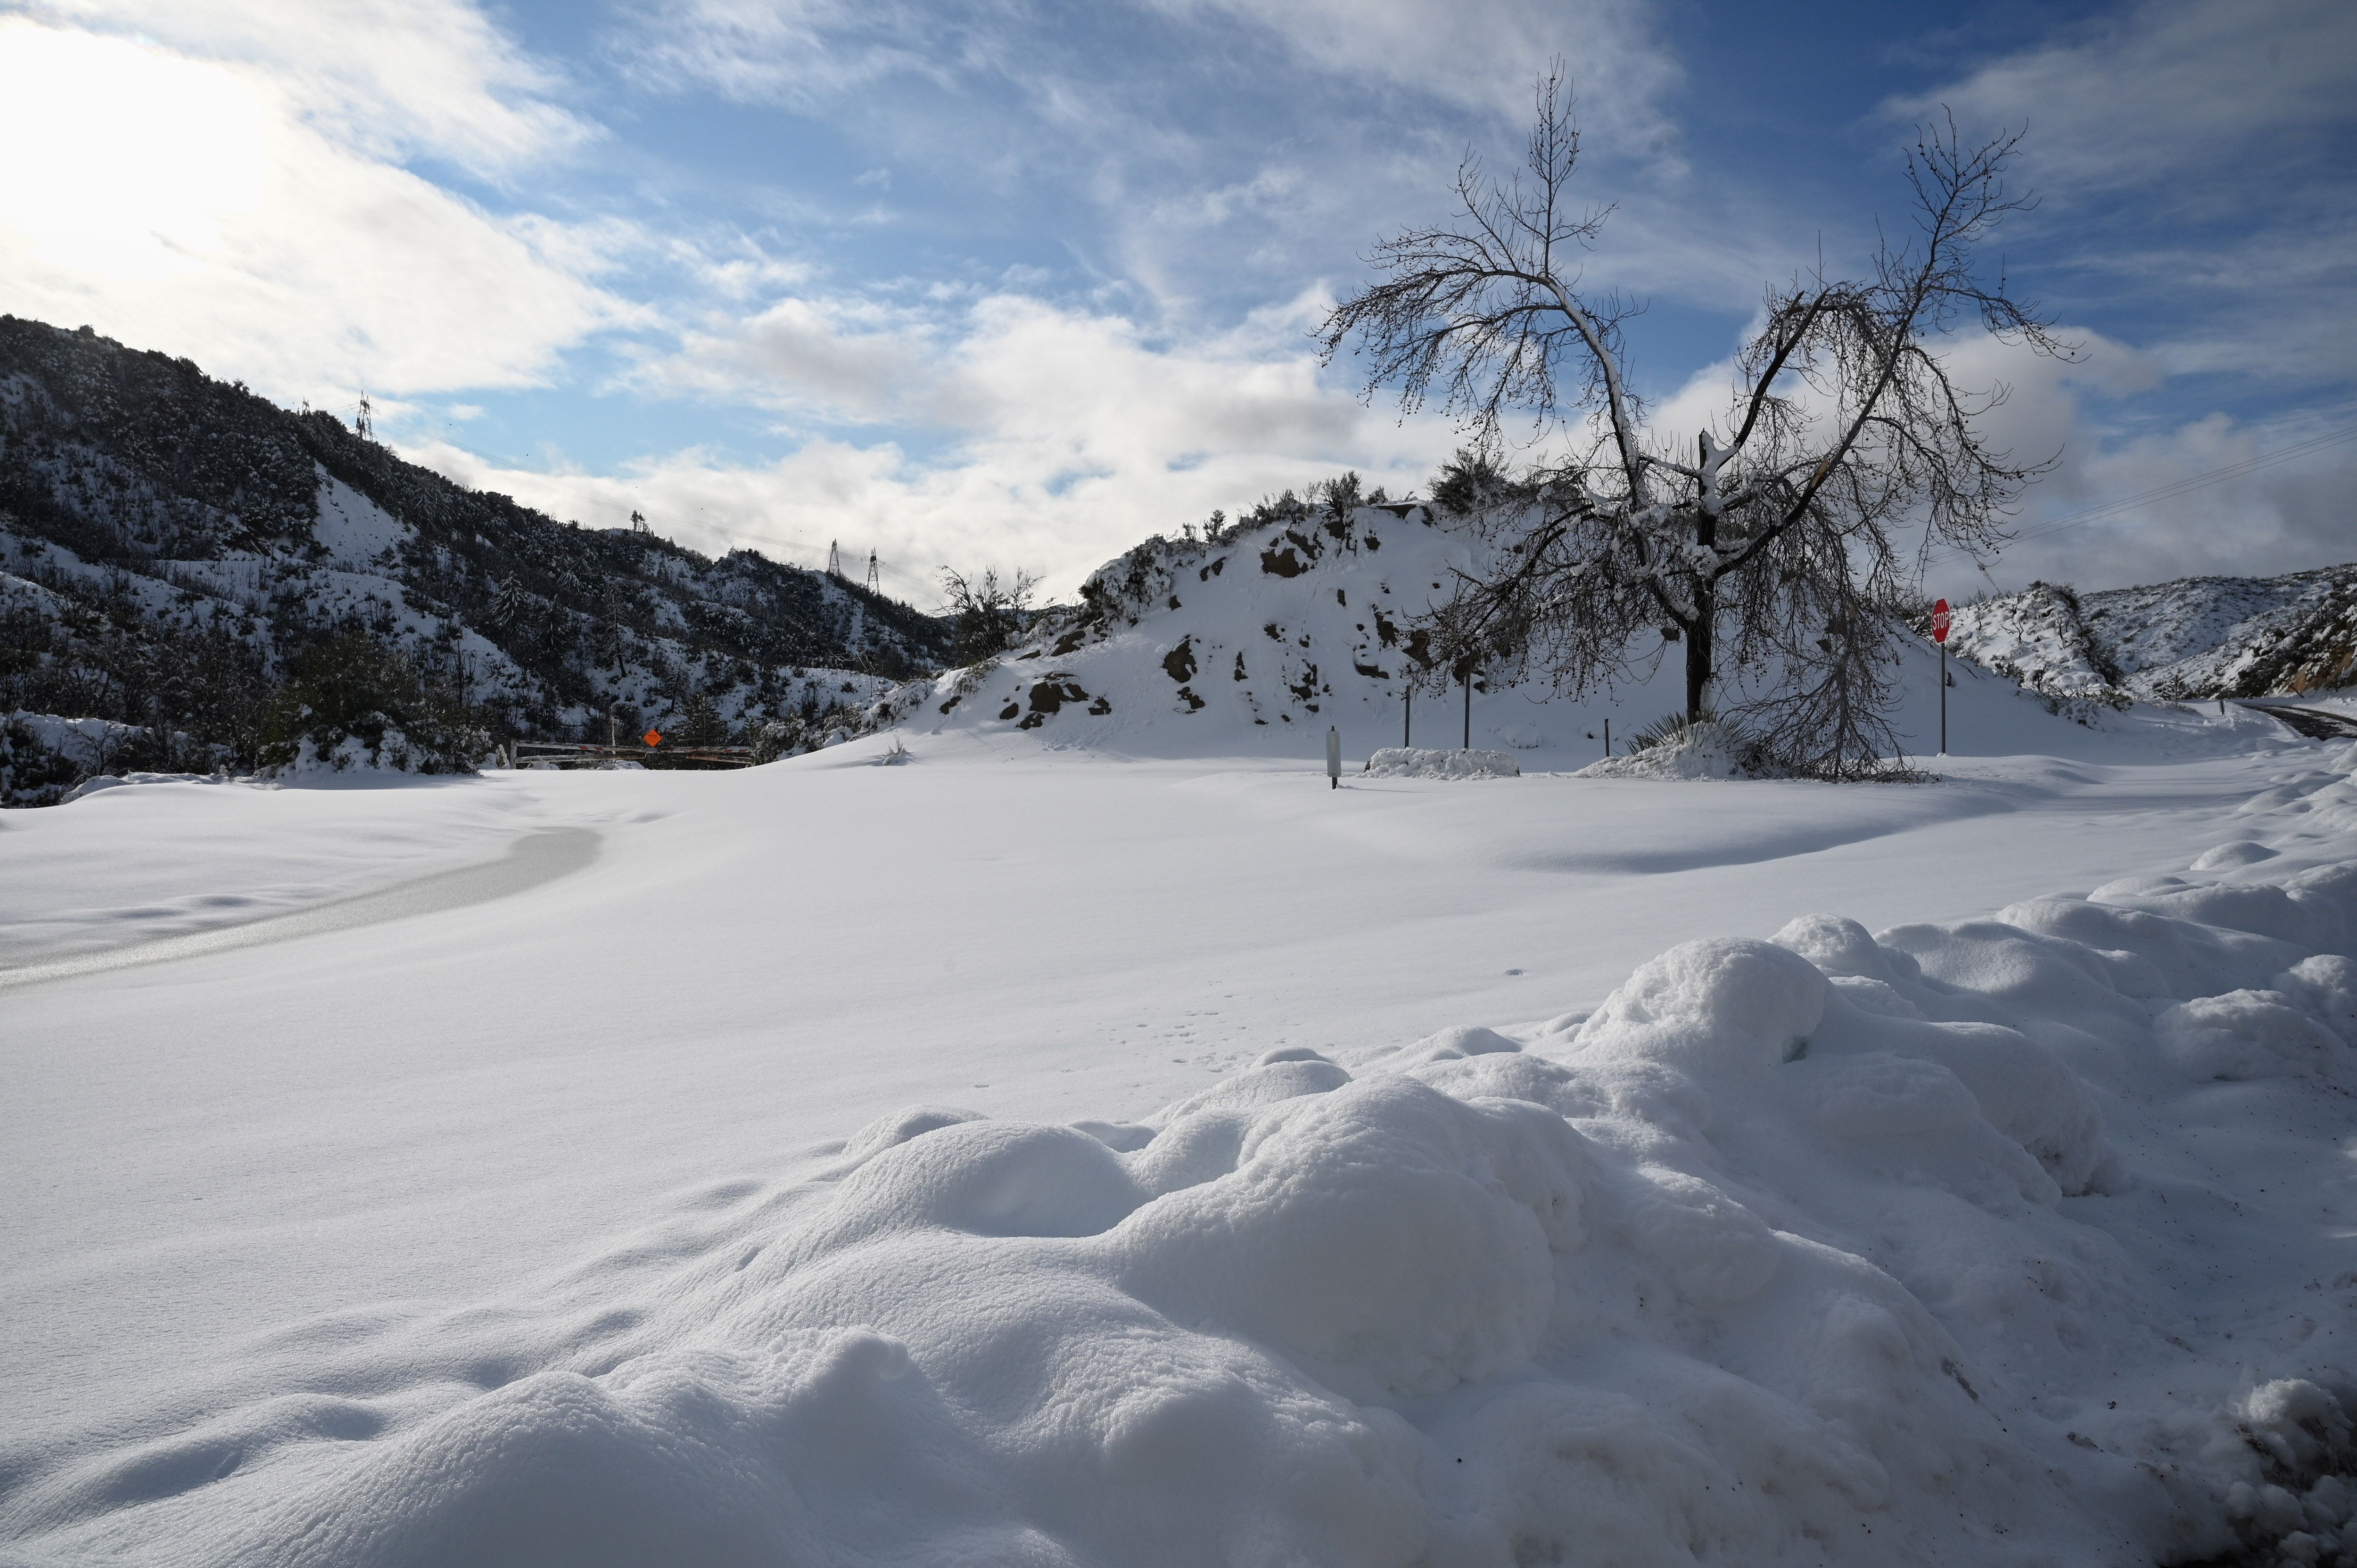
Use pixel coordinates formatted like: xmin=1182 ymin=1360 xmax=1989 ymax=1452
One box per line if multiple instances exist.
xmin=1684 ymin=583 xmax=1715 ymax=721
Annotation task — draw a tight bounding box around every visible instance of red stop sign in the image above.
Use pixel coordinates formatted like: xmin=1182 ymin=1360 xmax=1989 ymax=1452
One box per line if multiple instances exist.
xmin=643 ymin=730 xmax=662 ymax=747
xmin=1931 ymin=598 xmax=1952 ymax=644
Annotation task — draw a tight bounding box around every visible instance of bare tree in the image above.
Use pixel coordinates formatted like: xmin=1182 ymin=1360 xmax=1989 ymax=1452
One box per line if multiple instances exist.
xmin=1320 ymin=66 xmax=2071 ymax=776
xmin=940 ymin=566 xmax=1041 ymax=666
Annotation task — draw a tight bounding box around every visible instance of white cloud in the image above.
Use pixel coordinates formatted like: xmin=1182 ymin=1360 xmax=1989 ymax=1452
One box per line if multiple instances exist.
xmin=32 ymin=0 xmax=594 ymax=176
xmin=1970 ymin=414 xmax=2357 ymax=593
xmin=1886 ymin=0 xmax=2357 ymax=194
xmin=1879 ymin=0 xmax=2357 ymax=586
xmin=0 ymin=15 xmax=635 ymax=404
xmin=613 ymin=0 xmax=982 ymax=109
xmin=1140 ymin=0 xmax=1682 ymax=146
xmin=420 ymin=290 xmax=1459 ymax=600
xmin=627 ymin=0 xmax=1680 ymax=141
xmin=611 ymin=0 xmax=1729 ymax=329
xmin=1885 ymin=0 xmax=2357 ymax=395
xmin=624 ymin=295 xmax=938 ymax=423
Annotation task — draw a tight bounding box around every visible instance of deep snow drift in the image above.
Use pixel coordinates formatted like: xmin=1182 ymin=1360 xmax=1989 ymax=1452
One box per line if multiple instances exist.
xmin=3 ymin=704 xmax=2356 ymax=1565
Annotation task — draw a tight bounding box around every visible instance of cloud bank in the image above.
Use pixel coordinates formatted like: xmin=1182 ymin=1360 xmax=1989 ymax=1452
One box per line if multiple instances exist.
xmin=0 ymin=0 xmax=2348 ymax=600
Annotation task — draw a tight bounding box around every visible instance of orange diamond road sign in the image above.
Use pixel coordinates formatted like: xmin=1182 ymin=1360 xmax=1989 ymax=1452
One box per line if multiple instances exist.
xmin=644 ymin=730 xmax=662 ymax=747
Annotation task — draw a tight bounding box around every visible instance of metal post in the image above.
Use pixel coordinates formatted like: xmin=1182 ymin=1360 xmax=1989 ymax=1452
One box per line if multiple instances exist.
xmin=1326 ymin=725 xmax=1340 ymax=790
xmin=1403 ymin=686 xmax=1411 ymax=748
xmin=1604 ymin=717 xmax=1611 ymax=757
xmin=1938 ymin=643 xmax=1947 ymax=756
xmin=1462 ymin=671 xmax=1472 ymax=750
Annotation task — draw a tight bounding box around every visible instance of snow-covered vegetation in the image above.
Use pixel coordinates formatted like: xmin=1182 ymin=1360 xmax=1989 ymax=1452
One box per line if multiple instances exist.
xmin=1365 ymin=746 xmax=1522 ymax=779
xmin=0 ymin=315 xmax=951 ymax=798
xmin=1947 ymin=566 xmax=2357 ymax=707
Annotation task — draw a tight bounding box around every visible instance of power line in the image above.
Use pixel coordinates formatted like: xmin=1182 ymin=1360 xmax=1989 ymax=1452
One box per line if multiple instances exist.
xmin=1927 ymin=417 xmax=2357 ymax=565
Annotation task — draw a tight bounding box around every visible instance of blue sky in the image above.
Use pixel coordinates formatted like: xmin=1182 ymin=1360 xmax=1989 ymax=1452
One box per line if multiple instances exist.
xmin=2 ymin=0 xmax=2351 ymax=602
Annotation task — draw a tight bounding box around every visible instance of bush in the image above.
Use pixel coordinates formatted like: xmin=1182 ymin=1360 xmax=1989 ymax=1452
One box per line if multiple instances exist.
xmin=258 ymin=631 xmax=487 ymax=775
xmin=1626 ymin=708 xmax=1722 ymax=755
xmin=0 ymin=716 xmax=89 ymax=806
xmin=940 ymin=567 xmax=1039 ymax=666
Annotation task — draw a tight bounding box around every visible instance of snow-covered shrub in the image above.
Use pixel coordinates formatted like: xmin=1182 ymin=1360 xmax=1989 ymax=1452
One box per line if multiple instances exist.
xmin=1069 ymin=533 xmax=1213 ymax=638
xmin=1363 ymin=747 xmax=1520 ymax=780
xmin=257 ymin=631 xmax=488 ymax=777
xmin=749 ymin=719 xmax=797 ymax=764
xmin=0 ymin=713 xmax=87 ymax=806
xmin=1625 ymin=708 xmax=1718 ymax=755
xmin=752 ymin=705 xmax=858 ymax=763
xmin=1578 ymin=711 xmax=1751 ymax=780
xmin=0 ymin=710 xmax=213 ymax=806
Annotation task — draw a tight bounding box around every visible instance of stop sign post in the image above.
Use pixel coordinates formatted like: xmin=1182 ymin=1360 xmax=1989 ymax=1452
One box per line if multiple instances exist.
xmin=1932 ymin=598 xmax=1951 ymax=756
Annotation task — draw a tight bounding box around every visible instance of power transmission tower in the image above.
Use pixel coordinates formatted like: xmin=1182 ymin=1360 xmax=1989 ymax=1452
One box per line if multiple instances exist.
xmin=865 ymin=550 xmax=880 ymax=593
xmin=826 ymin=540 xmax=842 ymax=579
xmin=354 ymin=395 xmax=373 ymax=441
xmin=630 ymin=509 xmax=650 ymax=535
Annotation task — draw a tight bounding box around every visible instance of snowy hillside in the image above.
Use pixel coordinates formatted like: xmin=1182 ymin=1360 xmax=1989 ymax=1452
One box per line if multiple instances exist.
xmin=0 ymin=315 xmax=949 ymax=796
xmin=1947 ymin=566 xmax=2357 ymax=706
xmin=918 ymin=502 xmax=1489 ymax=752
xmin=4 ymin=710 xmax=2357 ymax=1565
xmin=843 ymin=501 xmax=2165 ymax=771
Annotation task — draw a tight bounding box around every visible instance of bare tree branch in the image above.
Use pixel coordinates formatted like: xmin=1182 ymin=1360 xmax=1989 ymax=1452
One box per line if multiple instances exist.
xmin=1320 ymin=82 xmax=2072 ymax=778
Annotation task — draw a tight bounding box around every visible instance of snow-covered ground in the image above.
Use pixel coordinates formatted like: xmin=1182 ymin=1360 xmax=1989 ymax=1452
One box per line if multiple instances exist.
xmin=4 ymin=690 xmax=2356 ymax=1564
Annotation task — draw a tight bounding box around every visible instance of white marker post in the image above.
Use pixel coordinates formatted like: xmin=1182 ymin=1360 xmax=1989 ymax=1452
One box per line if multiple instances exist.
xmin=1326 ymin=725 xmax=1341 ymax=790
xmin=1931 ymin=598 xmax=1952 ymax=756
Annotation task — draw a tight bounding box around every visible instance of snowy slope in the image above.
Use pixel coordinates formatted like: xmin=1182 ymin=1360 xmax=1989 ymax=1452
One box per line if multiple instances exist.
xmin=914 ymin=504 xmax=1496 ymax=753
xmin=867 ymin=504 xmax=2122 ymax=770
xmin=1947 ymin=565 xmax=2357 ymax=704
xmin=4 ymin=707 xmax=2357 ymax=1564
xmin=0 ymin=315 xmax=950 ymax=786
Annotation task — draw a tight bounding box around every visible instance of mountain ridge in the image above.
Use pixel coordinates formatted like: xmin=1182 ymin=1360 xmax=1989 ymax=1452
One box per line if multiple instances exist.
xmin=0 ymin=315 xmax=953 ymax=799
xmin=1944 ymin=566 xmax=2357 ymax=707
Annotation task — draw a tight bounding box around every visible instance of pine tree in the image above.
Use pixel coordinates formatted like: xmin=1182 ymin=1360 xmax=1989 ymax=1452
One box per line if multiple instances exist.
xmin=488 ymin=575 xmax=525 ymax=636
xmin=680 ymin=691 xmax=725 ymax=747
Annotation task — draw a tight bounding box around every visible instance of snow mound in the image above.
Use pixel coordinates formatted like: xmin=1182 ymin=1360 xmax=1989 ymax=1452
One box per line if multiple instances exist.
xmin=1576 ymin=720 xmax=1746 ymax=779
xmin=1362 ymin=746 xmax=1520 ymax=780
xmin=21 ymin=848 xmax=2357 ymax=1565
xmin=58 ymin=771 xmax=223 ymax=803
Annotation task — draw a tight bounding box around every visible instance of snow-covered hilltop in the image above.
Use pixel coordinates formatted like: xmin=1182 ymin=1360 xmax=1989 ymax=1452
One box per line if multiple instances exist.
xmin=849 ymin=499 xmax=2209 ymax=768
xmin=909 ymin=501 xmax=1491 ymax=753
xmin=1946 ymin=567 xmax=2357 ymax=707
